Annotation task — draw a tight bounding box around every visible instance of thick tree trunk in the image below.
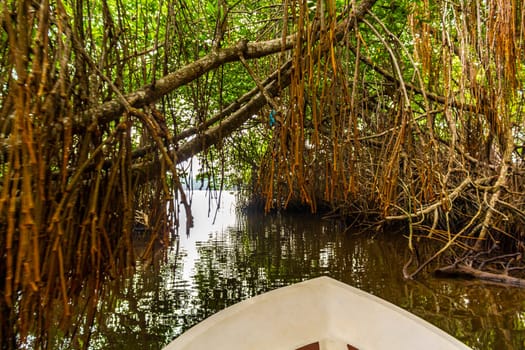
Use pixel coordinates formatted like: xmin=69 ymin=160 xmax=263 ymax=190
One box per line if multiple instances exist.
xmin=74 ymin=36 xmax=296 ymax=128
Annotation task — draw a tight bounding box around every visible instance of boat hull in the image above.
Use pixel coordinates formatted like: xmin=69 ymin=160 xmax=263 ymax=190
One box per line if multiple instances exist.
xmin=163 ymin=276 xmax=470 ymax=350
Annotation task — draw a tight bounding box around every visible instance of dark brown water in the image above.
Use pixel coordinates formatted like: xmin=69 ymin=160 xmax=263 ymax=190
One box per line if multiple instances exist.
xmin=87 ymin=191 xmax=525 ymax=349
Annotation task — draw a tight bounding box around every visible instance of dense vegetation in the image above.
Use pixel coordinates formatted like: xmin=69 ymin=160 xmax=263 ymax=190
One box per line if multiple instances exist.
xmin=0 ymin=0 xmax=524 ymax=348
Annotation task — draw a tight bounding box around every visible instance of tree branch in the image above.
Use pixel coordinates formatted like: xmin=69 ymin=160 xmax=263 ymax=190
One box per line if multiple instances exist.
xmin=75 ymin=0 xmax=378 ymax=130
xmin=74 ymin=36 xmax=296 ymax=128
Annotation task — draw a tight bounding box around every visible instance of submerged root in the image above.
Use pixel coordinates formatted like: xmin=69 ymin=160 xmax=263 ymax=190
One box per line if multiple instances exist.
xmin=435 ymin=248 xmax=525 ymax=287
xmin=435 ymin=264 xmax=525 ymax=287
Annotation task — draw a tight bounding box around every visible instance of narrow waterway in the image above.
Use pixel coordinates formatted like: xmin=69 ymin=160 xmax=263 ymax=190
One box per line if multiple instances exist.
xmin=88 ymin=191 xmax=525 ymax=349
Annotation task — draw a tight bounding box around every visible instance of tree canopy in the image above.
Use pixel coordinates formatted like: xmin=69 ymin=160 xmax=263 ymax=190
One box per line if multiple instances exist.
xmin=1 ymin=0 xmax=525 ymax=348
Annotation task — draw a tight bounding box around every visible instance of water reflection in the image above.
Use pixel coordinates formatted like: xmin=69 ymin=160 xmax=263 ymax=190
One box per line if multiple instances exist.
xmin=88 ymin=191 xmax=525 ymax=350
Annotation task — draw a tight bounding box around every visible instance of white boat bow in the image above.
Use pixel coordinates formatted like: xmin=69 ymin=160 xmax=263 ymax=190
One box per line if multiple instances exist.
xmin=163 ymin=276 xmax=471 ymax=350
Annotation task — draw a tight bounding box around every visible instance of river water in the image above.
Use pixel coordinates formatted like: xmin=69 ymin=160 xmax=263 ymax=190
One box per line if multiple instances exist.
xmin=87 ymin=191 xmax=525 ymax=349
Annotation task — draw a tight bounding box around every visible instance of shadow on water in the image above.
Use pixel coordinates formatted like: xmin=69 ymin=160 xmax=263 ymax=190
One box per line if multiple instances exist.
xmin=85 ymin=191 xmax=525 ymax=350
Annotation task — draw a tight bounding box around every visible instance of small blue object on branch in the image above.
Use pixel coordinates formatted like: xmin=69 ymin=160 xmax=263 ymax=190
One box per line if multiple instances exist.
xmin=269 ymin=109 xmax=276 ymax=127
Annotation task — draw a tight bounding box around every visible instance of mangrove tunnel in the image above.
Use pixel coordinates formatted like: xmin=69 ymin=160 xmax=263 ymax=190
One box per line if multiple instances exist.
xmin=1 ymin=0 xmax=525 ymax=348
